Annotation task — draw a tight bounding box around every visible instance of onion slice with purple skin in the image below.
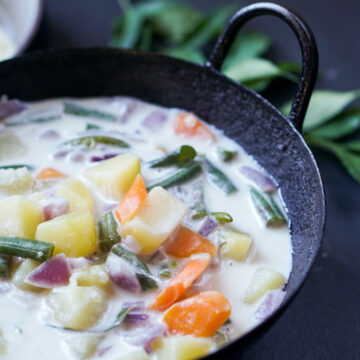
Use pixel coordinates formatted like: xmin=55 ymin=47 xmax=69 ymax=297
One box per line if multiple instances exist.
xmin=40 ymin=197 xmax=70 ymax=221
xmin=239 ymin=166 xmax=277 ymax=193
xmin=0 ymin=99 xmax=26 ymax=119
xmin=254 ymin=290 xmax=286 ymax=321
xmin=198 ymin=216 xmax=218 ymax=237
xmin=105 ymin=253 xmax=141 ymax=292
xmin=24 ymin=254 xmax=71 ymax=288
xmin=123 ymin=322 xmax=167 ymax=348
xmin=142 ymin=110 xmax=168 ymax=131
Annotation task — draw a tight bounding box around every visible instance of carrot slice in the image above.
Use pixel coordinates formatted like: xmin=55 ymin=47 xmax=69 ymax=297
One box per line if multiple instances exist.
xmin=173 ymin=113 xmax=215 ymax=141
xmin=163 ymin=290 xmax=231 ymax=337
xmin=115 ymin=174 xmax=147 ymax=224
xmin=149 ymin=255 xmax=210 ymax=311
xmin=35 ymin=167 xmax=67 ymax=180
xmin=164 ymin=226 xmax=217 ymax=258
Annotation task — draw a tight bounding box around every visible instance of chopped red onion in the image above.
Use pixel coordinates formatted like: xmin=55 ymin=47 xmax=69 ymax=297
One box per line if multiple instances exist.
xmin=40 ymin=196 xmax=69 ymax=221
xmin=0 ymin=99 xmax=26 ymax=119
xmin=125 ymin=313 xmax=149 ymax=325
xmin=24 ymin=254 xmax=71 ymax=288
xmin=38 ymin=129 xmax=60 ymax=140
xmin=198 ymin=216 xmax=218 ymax=237
xmin=142 ymin=111 xmax=168 ymax=131
xmin=52 ymin=149 xmax=72 ymax=159
xmin=122 ymin=301 xmax=145 ymax=311
xmin=68 ymin=257 xmax=89 ymax=270
xmin=240 ymin=166 xmax=277 ymax=193
xmin=105 ymin=253 xmax=141 ymax=292
xmin=124 ymin=322 xmax=167 ymax=348
xmin=254 ymin=290 xmax=286 ymax=321
xmin=122 ymin=236 xmax=142 ymax=254
xmin=90 ymin=153 xmax=119 ymax=162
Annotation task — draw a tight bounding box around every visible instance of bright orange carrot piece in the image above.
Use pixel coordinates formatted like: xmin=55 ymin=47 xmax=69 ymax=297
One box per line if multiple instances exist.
xmin=164 ymin=226 xmax=217 ymax=258
xmin=173 ymin=112 xmax=215 ymax=141
xmin=149 ymin=255 xmax=210 ymax=311
xmin=115 ymin=174 xmax=147 ymax=224
xmin=35 ymin=167 xmax=67 ymax=180
xmin=163 ymin=290 xmax=231 ymax=337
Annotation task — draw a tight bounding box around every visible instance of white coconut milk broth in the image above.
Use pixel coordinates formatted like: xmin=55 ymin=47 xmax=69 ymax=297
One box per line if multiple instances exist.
xmin=0 ymin=97 xmax=292 ymax=360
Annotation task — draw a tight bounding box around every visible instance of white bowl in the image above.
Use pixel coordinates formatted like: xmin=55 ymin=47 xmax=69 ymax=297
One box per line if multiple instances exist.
xmin=0 ymin=0 xmax=43 ymax=61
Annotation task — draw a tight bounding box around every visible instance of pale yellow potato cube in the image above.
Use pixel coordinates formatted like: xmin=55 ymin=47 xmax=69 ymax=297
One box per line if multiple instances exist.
xmin=122 ymin=187 xmax=188 ymax=254
xmin=155 ymin=335 xmax=213 ymax=360
xmin=65 ymin=334 xmax=103 ymax=360
xmin=36 ymin=211 xmax=97 ymax=257
xmin=72 ymin=265 xmax=109 ymax=289
xmin=220 ymin=230 xmax=252 ymax=261
xmin=114 ymin=348 xmax=151 ymax=360
xmin=12 ymin=259 xmax=41 ymax=292
xmin=243 ymin=267 xmax=286 ymax=304
xmin=56 ymin=178 xmax=93 ymax=213
xmin=49 ymin=285 xmax=108 ymax=330
xmin=83 ymin=154 xmax=140 ymax=200
xmin=0 ymin=196 xmax=44 ymax=238
xmin=0 ymin=167 xmax=32 ymax=194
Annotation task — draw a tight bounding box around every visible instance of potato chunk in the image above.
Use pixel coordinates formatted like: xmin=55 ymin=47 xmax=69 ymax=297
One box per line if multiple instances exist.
xmin=155 ymin=335 xmax=213 ymax=360
xmin=36 ymin=211 xmax=97 ymax=257
xmin=0 ymin=196 xmax=43 ymax=238
xmin=83 ymin=154 xmax=140 ymax=200
xmin=72 ymin=265 xmax=109 ymax=289
xmin=243 ymin=267 xmax=286 ymax=304
xmin=49 ymin=285 xmax=108 ymax=330
xmin=12 ymin=259 xmax=41 ymax=292
xmin=114 ymin=349 xmax=151 ymax=360
xmin=0 ymin=167 xmax=32 ymax=194
xmin=122 ymin=187 xmax=188 ymax=254
xmin=220 ymin=230 xmax=252 ymax=261
xmin=56 ymin=178 xmax=93 ymax=213
xmin=0 ymin=330 xmax=7 ymax=355
xmin=65 ymin=334 xmax=103 ymax=360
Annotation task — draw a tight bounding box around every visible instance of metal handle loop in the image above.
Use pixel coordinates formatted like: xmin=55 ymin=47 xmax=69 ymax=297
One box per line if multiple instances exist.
xmin=206 ymin=2 xmax=318 ymax=132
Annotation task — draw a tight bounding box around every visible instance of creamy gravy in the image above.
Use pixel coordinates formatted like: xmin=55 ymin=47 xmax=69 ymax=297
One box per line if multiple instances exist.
xmin=0 ymin=97 xmax=292 ymax=360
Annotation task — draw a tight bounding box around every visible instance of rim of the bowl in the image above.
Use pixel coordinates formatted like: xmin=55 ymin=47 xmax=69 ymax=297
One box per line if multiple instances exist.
xmin=15 ymin=0 xmax=43 ymax=56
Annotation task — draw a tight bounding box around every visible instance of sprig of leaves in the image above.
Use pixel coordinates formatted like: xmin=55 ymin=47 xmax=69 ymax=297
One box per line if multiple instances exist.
xmin=110 ymin=1 xmax=360 ymax=183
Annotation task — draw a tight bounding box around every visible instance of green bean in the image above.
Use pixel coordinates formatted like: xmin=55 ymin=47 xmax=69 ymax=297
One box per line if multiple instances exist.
xmin=211 ymin=212 xmax=233 ymax=224
xmin=61 ymin=136 xmax=129 ymax=149
xmin=146 ymin=161 xmax=201 ymax=191
xmin=147 ymin=145 xmax=196 ymax=168
xmin=0 ymin=255 xmax=10 ymax=277
xmin=249 ymin=187 xmax=286 ymax=227
xmin=86 ymin=123 xmax=101 ymax=130
xmin=190 ymin=182 xmax=207 ymax=219
xmin=0 ymin=237 xmax=54 ymax=261
xmin=64 ymin=102 xmax=117 ymax=121
xmin=0 ymin=164 xmax=33 ymax=171
xmin=98 ymin=211 xmax=121 ymax=253
xmin=111 ymin=244 xmax=158 ymax=290
xmin=217 ymin=147 xmax=238 ymax=162
xmin=202 ymin=159 xmax=237 ymax=195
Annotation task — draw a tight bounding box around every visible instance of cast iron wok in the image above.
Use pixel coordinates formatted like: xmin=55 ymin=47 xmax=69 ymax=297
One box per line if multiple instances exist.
xmin=0 ymin=2 xmax=325 ymax=358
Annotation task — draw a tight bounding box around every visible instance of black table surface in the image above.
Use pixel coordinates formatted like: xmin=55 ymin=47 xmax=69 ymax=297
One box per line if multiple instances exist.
xmin=28 ymin=1 xmax=360 ymax=359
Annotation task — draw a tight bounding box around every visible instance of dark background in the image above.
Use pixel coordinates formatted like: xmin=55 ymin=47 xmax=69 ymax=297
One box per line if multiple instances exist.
xmin=28 ymin=1 xmax=360 ymax=359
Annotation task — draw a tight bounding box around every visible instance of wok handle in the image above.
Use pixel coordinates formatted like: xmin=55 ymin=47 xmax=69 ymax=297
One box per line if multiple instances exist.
xmin=205 ymin=2 xmax=318 ymax=132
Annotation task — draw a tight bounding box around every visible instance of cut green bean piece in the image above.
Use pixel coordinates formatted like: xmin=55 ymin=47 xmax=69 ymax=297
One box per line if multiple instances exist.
xmin=64 ymin=102 xmax=117 ymax=121
xmin=202 ymin=159 xmax=237 ymax=195
xmin=146 ymin=161 xmax=201 ymax=191
xmin=111 ymin=243 xmax=158 ymax=291
xmin=147 ymin=145 xmax=196 ymax=168
xmin=98 ymin=211 xmax=121 ymax=253
xmin=86 ymin=123 xmax=101 ymax=130
xmin=0 ymin=237 xmax=54 ymax=261
xmin=249 ymin=187 xmax=286 ymax=227
xmin=211 ymin=212 xmax=233 ymax=224
xmin=0 ymin=164 xmax=33 ymax=171
xmin=61 ymin=136 xmax=129 ymax=149
xmin=159 ymin=269 xmax=171 ymax=278
xmin=0 ymin=254 xmax=10 ymax=277
xmin=190 ymin=182 xmax=207 ymax=219
xmin=217 ymin=147 xmax=238 ymax=162
xmin=5 ymin=111 xmax=61 ymax=127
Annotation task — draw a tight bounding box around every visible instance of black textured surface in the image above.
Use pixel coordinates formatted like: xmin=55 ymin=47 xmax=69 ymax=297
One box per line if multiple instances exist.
xmin=8 ymin=0 xmax=360 ymax=359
